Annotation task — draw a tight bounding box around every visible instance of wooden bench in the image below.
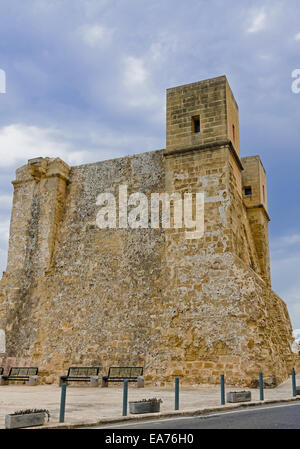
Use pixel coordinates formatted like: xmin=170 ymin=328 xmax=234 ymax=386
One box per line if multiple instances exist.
xmin=59 ymin=367 xmax=100 ymax=387
xmin=101 ymin=366 xmax=144 ymax=388
xmin=0 ymin=367 xmax=38 ymax=386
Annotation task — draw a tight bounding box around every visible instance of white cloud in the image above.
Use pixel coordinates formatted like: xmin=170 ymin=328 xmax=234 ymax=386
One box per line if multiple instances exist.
xmin=280 ymin=234 xmax=300 ymax=245
xmin=247 ymin=10 xmax=266 ymax=33
xmin=294 ymin=32 xmax=300 ymax=41
xmin=0 ymin=124 xmax=94 ymax=168
xmin=78 ymin=24 xmax=113 ymax=47
xmin=123 ymin=56 xmax=148 ymax=87
xmin=0 ymin=194 xmax=12 ymax=209
xmin=0 ymin=122 xmax=163 ymax=173
xmin=149 ymin=32 xmax=181 ymax=62
xmin=0 ymin=220 xmax=10 ymax=245
xmin=271 ymin=233 xmax=300 ymax=253
xmin=257 ymin=53 xmax=275 ymax=62
xmin=121 ymin=56 xmax=161 ymax=111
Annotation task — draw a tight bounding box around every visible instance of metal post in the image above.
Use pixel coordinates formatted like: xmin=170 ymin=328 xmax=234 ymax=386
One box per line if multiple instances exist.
xmin=122 ymin=380 xmax=128 ymax=416
xmin=292 ymin=368 xmax=297 ymax=397
xmin=220 ymin=374 xmax=225 ymax=405
xmin=259 ymin=372 xmax=264 ymax=401
xmin=175 ymin=377 xmax=179 ymax=410
xmin=59 ymin=383 xmax=67 ymax=423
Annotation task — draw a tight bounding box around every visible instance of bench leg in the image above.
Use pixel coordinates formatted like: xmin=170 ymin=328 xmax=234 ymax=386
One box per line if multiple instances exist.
xmin=0 ymin=376 xmax=8 ymax=386
xmin=89 ymin=376 xmax=99 ymax=387
xmin=137 ymin=376 xmax=144 ymax=388
xmin=100 ymin=377 xmax=108 ymax=388
xmin=28 ymin=376 xmax=38 ymax=386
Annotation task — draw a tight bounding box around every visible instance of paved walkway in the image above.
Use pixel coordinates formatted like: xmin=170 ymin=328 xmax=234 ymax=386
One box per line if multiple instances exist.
xmin=0 ymin=376 xmax=299 ymax=428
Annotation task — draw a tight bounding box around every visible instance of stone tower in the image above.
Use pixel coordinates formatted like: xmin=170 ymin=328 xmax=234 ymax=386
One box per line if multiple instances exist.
xmin=0 ymin=75 xmax=295 ymax=386
xmin=165 ymin=76 xmax=271 ymax=282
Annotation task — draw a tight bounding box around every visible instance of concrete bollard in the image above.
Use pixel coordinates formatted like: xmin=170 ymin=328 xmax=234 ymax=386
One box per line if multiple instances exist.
xmin=175 ymin=378 xmax=179 ymax=410
xmin=220 ymin=375 xmax=225 ymax=405
xmin=292 ymin=368 xmax=297 ymax=397
xmin=122 ymin=380 xmax=128 ymax=416
xmin=59 ymin=383 xmax=67 ymax=423
xmin=259 ymin=372 xmax=264 ymax=401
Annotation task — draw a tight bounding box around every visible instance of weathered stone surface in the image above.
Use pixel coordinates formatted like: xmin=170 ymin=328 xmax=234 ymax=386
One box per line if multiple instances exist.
xmin=250 ymin=376 xmax=279 ymax=389
xmin=45 ymin=375 xmax=54 ymax=385
xmin=0 ymin=329 xmax=5 ymax=353
xmin=0 ymin=76 xmax=296 ymax=386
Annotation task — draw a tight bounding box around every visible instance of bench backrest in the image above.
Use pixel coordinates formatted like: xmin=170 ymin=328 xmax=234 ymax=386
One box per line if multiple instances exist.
xmin=0 ymin=367 xmax=3 ymax=375
xmin=8 ymin=367 xmax=38 ymax=376
xmin=108 ymin=366 xmax=143 ymax=378
xmin=67 ymin=367 xmax=100 ymax=377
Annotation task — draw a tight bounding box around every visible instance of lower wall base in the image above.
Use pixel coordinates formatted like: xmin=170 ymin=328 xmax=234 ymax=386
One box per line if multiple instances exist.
xmin=1 ymin=354 xmax=295 ymax=389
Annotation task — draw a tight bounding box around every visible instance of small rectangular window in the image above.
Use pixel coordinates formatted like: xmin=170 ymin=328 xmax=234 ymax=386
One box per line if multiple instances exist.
xmin=244 ymin=186 xmax=252 ymax=196
xmin=192 ymin=116 xmax=200 ymax=133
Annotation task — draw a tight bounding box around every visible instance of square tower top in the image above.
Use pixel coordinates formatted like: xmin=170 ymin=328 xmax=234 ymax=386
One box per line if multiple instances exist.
xmin=242 ymin=155 xmax=269 ymax=216
xmin=166 ymin=75 xmax=240 ymax=157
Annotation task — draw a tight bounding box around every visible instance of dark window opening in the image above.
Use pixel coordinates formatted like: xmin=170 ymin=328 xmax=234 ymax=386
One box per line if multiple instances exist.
xmin=192 ymin=116 xmax=200 ymax=133
xmin=232 ymin=124 xmax=235 ymax=142
xmin=244 ymin=186 xmax=252 ymax=196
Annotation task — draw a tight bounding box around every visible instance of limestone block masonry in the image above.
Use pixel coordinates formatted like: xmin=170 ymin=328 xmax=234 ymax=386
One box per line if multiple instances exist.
xmin=0 ymin=75 xmax=296 ymax=386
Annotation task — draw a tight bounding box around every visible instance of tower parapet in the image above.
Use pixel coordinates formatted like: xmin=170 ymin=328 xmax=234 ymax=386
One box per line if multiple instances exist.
xmin=7 ymin=157 xmax=70 ymax=280
xmin=242 ymin=156 xmax=271 ymax=286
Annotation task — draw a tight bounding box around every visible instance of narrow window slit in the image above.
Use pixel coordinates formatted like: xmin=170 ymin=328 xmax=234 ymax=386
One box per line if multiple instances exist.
xmin=192 ymin=116 xmax=200 ymax=133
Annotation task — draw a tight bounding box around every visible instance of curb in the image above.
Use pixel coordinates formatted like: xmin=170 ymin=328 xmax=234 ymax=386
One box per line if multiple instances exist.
xmin=34 ymin=397 xmax=300 ymax=429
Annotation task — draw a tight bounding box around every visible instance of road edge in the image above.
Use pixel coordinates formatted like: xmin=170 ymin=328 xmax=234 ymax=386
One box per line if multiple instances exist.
xmin=33 ymin=397 xmax=300 ymax=429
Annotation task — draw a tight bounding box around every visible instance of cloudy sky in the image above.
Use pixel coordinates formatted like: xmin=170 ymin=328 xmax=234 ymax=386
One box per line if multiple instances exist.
xmin=0 ymin=0 xmax=299 ymax=326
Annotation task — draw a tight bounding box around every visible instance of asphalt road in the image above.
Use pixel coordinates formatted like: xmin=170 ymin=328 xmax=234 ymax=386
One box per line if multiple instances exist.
xmin=96 ymin=403 xmax=300 ymax=429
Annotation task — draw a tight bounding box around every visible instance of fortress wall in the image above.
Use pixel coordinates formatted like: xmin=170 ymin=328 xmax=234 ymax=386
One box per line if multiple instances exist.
xmin=0 ymin=146 xmax=295 ymax=385
xmin=0 ymin=151 xmax=168 ymax=381
xmin=0 ymin=75 xmax=296 ymax=385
